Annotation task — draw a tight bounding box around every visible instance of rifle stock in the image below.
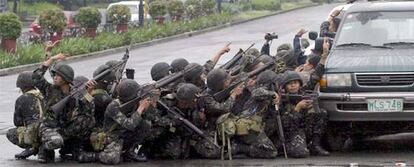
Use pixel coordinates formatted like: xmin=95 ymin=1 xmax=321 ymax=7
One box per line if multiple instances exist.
xmin=220 ymin=43 xmax=255 ymax=70
xmin=109 ymin=48 xmax=130 ymax=96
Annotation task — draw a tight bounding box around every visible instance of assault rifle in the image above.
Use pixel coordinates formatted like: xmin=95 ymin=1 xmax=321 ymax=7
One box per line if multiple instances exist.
xmin=274 ymin=103 xmax=288 ymax=159
xmin=213 ymin=61 xmax=275 ymax=102
xmin=119 ymin=65 xmax=197 ymax=110
xmin=219 ymin=43 xmax=255 ymax=70
xmin=157 ymin=100 xmax=220 ymax=148
xmin=109 ymin=48 xmax=130 ymax=96
xmin=281 ymin=91 xmax=351 ymax=113
xmin=50 ymin=53 xmax=129 ymax=113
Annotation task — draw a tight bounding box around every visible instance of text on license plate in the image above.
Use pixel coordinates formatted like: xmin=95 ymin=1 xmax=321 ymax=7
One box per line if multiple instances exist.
xmin=367 ymin=99 xmax=403 ymax=112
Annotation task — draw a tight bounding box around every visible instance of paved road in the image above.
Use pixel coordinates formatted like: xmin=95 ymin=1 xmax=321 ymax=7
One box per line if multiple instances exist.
xmin=1 ymin=3 xmax=413 ymax=166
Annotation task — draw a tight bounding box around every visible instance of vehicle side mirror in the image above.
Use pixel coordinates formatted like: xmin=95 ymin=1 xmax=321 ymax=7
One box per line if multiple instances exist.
xmin=309 ymin=31 xmax=319 ymax=41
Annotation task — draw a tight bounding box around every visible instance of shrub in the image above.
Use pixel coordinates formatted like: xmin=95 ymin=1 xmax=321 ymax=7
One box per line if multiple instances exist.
xmin=75 ymin=7 xmax=101 ymax=28
xmin=167 ymin=0 xmax=185 ymax=17
xmin=201 ymin=0 xmax=216 ymax=15
xmin=0 ymin=12 xmax=22 ymax=39
xmin=184 ymin=0 xmax=202 ymax=19
xmin=149 ymin=0 xmax=168 ymax=18
xmin=108 ymin=5 xmax=131 ymax=24
xmin=39 ymin=9 xmax=67 ymax=32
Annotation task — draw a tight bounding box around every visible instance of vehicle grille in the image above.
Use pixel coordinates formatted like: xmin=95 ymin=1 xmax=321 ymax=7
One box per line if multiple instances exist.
xmin=356 ymin=73 xmax=414 ymax=86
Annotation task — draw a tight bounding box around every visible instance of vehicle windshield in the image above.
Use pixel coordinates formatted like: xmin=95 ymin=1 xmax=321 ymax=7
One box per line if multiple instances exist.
xmin=336 ymin=11 xmax=414 ymax=47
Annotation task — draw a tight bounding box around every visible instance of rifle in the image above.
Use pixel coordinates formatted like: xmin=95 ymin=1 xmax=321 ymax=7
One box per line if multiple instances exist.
xmin=119 ymin=65 xmax=197 ymax=110
xmin=220 ymin=43 xmax=255 ymax=70
xmin=281 ymin=91 xmax=350 ymax=113
xmin=275 ymin=103 xmax=288 ymax=159
xmin=213 ymin=61 xmax=275 ymax=102
xmin=50 ymin=57 xmax=128 ymax=113
xmin=109 ymin=48 xmax=130 ymax=96
xmin=157 ymin=100 xmax=220 ymax=148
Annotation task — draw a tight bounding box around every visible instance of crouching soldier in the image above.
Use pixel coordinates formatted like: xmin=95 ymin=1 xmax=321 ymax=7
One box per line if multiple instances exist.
xmin=32 ymin=54 xmax=96 ymax=163
xmin=279 ymin=71 xmax=329 ymax=158
xmin=7 ymin=71 xmax=44 ymax=159
xmin=95 ymin=79 xmax=152 ymax=165
xmin=216 ymin=70 xmax=278 ymax=159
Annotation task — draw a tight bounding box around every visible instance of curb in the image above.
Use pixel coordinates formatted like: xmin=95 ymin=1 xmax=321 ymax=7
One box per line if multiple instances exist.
xmin=0 ymin=3 xmax=318 ymax=77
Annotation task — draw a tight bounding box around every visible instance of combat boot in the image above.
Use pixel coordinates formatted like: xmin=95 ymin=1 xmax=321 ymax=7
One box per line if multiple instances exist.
xmin=77 ymin=152 xmax=98 ymax=163
xmin=309 ymin=136 xmax=330 ymax=156
xmin=38 ymin=145 xmax=55 ymax=163
xmin=15 ymin=148 xmax=37 ymax=159
xmin=125 ymin=146 xmax=148 ymax=162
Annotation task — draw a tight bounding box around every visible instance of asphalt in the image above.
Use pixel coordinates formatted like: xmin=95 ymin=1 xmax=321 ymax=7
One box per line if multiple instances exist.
xmin=1 ymin=3 xmax=413 ymax=166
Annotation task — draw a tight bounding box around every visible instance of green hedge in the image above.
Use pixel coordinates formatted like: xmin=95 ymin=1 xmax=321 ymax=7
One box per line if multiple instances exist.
xmin=0 ymin=13 xmax=231 ymax=69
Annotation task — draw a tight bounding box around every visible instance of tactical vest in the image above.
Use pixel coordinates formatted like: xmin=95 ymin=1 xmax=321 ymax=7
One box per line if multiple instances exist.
xmin=17 ymin=89 xmax=44 ymax=146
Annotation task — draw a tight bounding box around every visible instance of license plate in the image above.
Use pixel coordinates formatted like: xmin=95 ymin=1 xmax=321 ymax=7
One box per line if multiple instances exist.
xmin=367 ymin=99 xmax=403 ymax=112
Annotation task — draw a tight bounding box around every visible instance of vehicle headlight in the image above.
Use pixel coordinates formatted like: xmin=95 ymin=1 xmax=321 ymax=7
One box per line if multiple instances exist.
xmin=326 ymin=73 xmax=352 ymax=87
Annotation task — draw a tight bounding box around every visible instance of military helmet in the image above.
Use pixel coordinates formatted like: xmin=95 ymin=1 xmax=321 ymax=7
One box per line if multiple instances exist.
xmin=117 ymin=79 xmax=140 ymax=102
xmin=183 ymin=63 xmax=203 ymax=82
xmin=93 ymin=64 xmax=116 ymax=84
xmin=16 ymin=71 xmax=34 ymax=88
xmin=151 ymin=62 xmax=171 ymax=81
xmin=307 ymin=53 xmax=321 ymax=67
xmin=277 ymin=43 xmax=292 ymax=53
xmin=171 ymin=58 xmax=189 ymax=73
xmin=280 ymin=71 xmax=303 ymax=89
xmin=50 ymin=63 xmax=74 ymax=83
xmin=207 ymin=68 xmax=229 ymax=92
xmin=105 ymin=60 xmax=121 ymax=68
xmin=176 ymin=83 xmax=201 ymax=102
xmin=257 ymin=54 xmax=274 ymax=64
xmin=73 ymin=76 xmax=89 ymax=87
xmin=256 ymin=70 xmax=277 ymax=87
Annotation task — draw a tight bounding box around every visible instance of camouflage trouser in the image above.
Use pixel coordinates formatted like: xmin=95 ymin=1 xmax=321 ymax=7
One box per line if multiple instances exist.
xmin=62 ymin=115 xmax=96 ymax=140
xmin=7 ymin=128 xmax=31 ymax=149
xmin=162 ymin=131 xmax=220 ymax=159
xmin=234 ymin=132 xmax=278 ymax=159
xmin=98 ymin=139 xmax=123 ymax=165
xmin=39 ymin=124 xmax=64 ymax=150
xmin=282 ymin=109 xmax=328 ymax=158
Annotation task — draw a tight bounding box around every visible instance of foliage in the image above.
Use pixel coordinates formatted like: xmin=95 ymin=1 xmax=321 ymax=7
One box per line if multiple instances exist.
xmin=149 ymin=0 xmax=168 ymax=17
xmin=0 ymin=12 xmax=22 ymax=39
xmin=39 ymin=9 xmax=67 ymax=32
xmin=108 ymin=5 xmax=131 ymax=24
xmin=201 ymin=0 xmax=216 ymax=15
xmin=184 ymin=0 xmax=202 ymax=19
xmin=251 ymin=0 xmax=281 ymax=11
xmin=7 ymin=1 xmax=62 ymax=17
xmin=167 ymin=0 xmax=185 ymax=17
xmin=75 ymin=7 xmax=101 ymax=28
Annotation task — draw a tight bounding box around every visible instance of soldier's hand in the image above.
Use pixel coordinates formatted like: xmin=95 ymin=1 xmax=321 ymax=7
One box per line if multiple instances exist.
xmin=218 ymin=42 xmax=231 ymax=55
xmin=86 ymin=80 xmax=97 ymax=94
xmin=230 ymin=84 xmax=244 ymax=98
xmin=45 ymin=40 xmax=60 ymax=51
xmin=295 ymin=100 xmax=313 ymax=112
xmin=297 ymin=29 xmax=308 ymax=37
xmin=246 ymin=78 xmax=256 ymax=89
xmin=51 ymin=53 xmax=66 ymax=61
xmin=272 ymin=93 xmax=280 ymax=105
xmin=138 ymin=97 xmax=151 ymax=114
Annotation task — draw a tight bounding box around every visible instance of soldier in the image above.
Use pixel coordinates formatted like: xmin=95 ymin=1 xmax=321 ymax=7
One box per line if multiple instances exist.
xmin=320 ymin=8 xmax=342 ymax=38
xmin=201 ymin=68 xmax=244 ymax=132
xmin=32 ymin=54 xmax=96 ymax=163
xmin=7 ymin=71 xmax=44 ymax=159
xmin=217 ymin=70 xmax=279 ymax=159
xmin=91 ymin=65 xmax=116 ymax=128
xmin=97 ymin=79 xmax=153 ymax=164
xmin=183 ymin=63 xmax=206 ymax=89
xmin=293 ymin=29 xmax=311 ymax=66
xmin=278 ymin=71 xmax=329 ymax=158
xmin=160 ymin=83 xmax=221 ymax=159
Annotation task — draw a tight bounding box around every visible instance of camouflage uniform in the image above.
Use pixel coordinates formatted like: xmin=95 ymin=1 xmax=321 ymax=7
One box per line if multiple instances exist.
xmin=279 ymin=71 xmax=329 ymax=158
xmin=97 ymin=79 xmax=150 ymax=164
xmin=159 ymin=84 xmax=220 ymax=159
xmin=227 ymin=87 xmax=278 ymax=159
xmin=7 ymin=72 xmax=44 ymax=159
xmin=32 ymin=64 xmax=95 ymax=162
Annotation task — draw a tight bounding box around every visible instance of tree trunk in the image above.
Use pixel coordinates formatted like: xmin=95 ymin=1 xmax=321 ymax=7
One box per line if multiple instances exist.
xmin=13 ymin=0 xmax=18 ymax=13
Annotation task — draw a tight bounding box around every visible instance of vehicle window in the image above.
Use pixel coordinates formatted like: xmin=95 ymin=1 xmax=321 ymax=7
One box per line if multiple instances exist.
xmin=336 ymin=11 xmax=414 ymax=46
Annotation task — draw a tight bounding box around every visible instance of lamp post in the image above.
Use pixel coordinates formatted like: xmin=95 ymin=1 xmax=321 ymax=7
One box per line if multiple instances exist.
xmin=139 ymin=0 xmax=144 ymax=27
